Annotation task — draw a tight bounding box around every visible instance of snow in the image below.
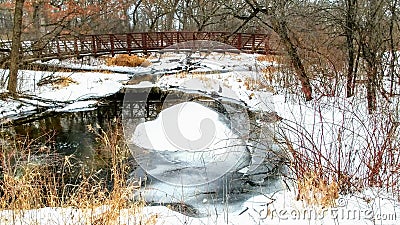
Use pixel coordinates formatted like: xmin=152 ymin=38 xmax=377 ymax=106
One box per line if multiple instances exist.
xmin=1 ymin=51 xmax=400 ymax=225
xmin=155 ymin=52 xmax=275 ymax=112
xmin=132 ymin=101 xmax=249 ymax=185
xmin=236 ymin=189 xmax=400 ymax=225
xmin=134 ymin=102 xmax=237 ymax=153
xmin=17 ymin=70 xmax=129 ymax=101
xmin=2 ymin=189 xmax=398 ymax=225
xmin=0 ymin=98 xmax=37 ymax=118
xmin=0 ymin=69 xmax=130 ymax=122
xmin=54 ymin=100 xmax=98 ymax=112
xmin=124 ymin=81 xmax=155 ymax=88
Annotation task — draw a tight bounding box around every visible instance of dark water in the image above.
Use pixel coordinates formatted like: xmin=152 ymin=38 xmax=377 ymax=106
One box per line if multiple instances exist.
xmin=0 ymin=99 xmax=126 ymax=192
xmin=6 ymin=100 xmax=121 ymax=158
xmin=1 ymin=88 xmax=285 ymax=216
xmin=0 ymin=88 xmax=235 ymax=179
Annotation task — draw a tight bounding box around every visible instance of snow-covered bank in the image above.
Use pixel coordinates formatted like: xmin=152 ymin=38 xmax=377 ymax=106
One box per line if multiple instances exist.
xmin=1 ymin=49 xmax=400 ymax=225
xmin=1 ymin=188 xmax=398 ymax=225
xmin=0 ymin=69 xmax=130 ymax=122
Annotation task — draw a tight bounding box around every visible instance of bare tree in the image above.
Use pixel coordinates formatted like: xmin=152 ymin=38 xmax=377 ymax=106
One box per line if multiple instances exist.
xmin=224 ymin=0 xmax=313 ymax=100
xmin=387 ymin=0 xmax=399 ymax=96
xmin=344 ymin=0 xmax=358 ymax=98
xmin=177 ymin=0 xmax=227 ymax=31
xmin=7 ymin=0 xmax=24 ymax=94
xmin=128 ymin=0 xmax=143 ymax=31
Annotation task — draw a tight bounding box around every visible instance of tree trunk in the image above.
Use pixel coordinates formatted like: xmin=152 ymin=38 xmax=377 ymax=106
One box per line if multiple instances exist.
xmin=32 ymin=0 xmax=43 ymax=40
xmin=7 ymin=0 xmax=25 ymax=94
xmin=276 ymin=20 xmax=313 ymax=101
xmin=165 ymin=0 xmax=179 ymax=31
xmin=366 ymin=63 xmax=377 ymax=113
xmin=389 ymin=0 xmax=397 ymax=96
xmin=345 ymin=0 xmax=357 ymax=98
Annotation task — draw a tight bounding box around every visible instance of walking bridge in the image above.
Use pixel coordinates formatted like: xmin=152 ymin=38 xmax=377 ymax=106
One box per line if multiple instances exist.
xmin=0 ymin=31 xmax=271 ymax=64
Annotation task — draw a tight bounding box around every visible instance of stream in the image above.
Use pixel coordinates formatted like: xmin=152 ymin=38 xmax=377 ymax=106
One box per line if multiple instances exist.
xmin=0 ymin=87 xmax=286 ymax=217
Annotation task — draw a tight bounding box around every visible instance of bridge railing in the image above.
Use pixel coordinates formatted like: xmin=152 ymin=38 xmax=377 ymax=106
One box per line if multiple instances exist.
xmin=0 ymin=31 xmax=271 ymax=62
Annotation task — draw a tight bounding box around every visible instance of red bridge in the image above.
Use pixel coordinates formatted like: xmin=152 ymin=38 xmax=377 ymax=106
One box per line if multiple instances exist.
xmin=0 ymin=31 xmax=270 ymax=63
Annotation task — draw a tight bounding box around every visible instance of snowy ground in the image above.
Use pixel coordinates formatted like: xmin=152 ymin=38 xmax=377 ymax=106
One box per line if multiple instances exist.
xmin=1 ymin=51 xmax=399 ymax=224
xmin=0 ymin=69 xmax=130 ymax=123
xmin=1 ymin=188 xmax=398 ymax=225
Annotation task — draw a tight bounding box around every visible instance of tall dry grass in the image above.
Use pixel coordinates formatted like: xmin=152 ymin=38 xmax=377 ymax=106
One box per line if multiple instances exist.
xmin=0 ymin=119 xmax=151 ymax=224
xmin=106 ymin=54 xmax=151 ymax=67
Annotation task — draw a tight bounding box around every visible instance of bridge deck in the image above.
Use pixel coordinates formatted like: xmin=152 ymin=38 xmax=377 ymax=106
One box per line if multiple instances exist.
xmin=0 ymin=31 xmax=271 ymax=63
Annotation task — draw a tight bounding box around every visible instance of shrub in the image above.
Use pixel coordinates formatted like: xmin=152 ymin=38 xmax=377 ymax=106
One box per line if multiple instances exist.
xmin=297 ymin=172 xmax=339 ymax=207
xmin=243 ymin=76 xmax=275 ymax=92
xmin=106 ymin=54 xmax=150 ymax=67
xmin=256 ymin=54 xmax=283 ymax=63
xmin=277 ymin=97 xmax=400 ymax=205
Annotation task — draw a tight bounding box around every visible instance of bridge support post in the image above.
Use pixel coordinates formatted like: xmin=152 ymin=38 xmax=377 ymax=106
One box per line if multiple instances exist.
xmin=80 ymin=37 xmax=86 ymax=58
xmin=142 ymin=33 xmax=147 ymax=54
xmin=127 ymin=34 xmax=131 ymax=55
xmin=264 ymin=36 xmax=270 ymax=54
xmin=252 ymin=34 xmax=256 ymax=53
xmin=74 ymin=38 xmax=80 ymax=58
xmin=237 ymin=33 xmax=242 ymax=51
xmin=56 ymin=37 xmax=61 ymax=59
xmin=160 ymin=33 xmax=164 ymax=48
xmin=92 ymin=35 xmax=97 ymax=57
xmin=110 ymin=35 xmax=115 ymax=56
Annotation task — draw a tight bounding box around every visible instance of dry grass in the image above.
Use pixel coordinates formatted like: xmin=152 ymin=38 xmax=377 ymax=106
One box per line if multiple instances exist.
xmin=257 ymin=55 xmax=282 ymax=85
xmin=54 ymin=76 xmax=78 ymax=88
xmin=0 ymin=120 xmax=152 ymax=224
xmin=174 ymin=71 xmax=189 ymax=79
xmin=243 ymin=76 xmax=275 ymax=92
xmin=261 ymin=65 xmax=279 ymax=83
xmin=106 ymin=54 xmax=151 ymax=67
xmin=297 ymin=172 xmax=339 ymax=207
xmin=256 ymin=54 xmax=283 ymax=63
xmin=37 ymin=76 xmax=78 ymax=89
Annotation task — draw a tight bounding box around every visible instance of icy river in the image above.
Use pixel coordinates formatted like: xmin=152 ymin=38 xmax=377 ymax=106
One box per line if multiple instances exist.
xmin=2 ymin=87 xmax=285 ymax=217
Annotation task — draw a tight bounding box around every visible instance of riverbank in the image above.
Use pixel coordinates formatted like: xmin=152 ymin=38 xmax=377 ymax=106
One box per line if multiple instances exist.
xmin=0 ymin=69 xmax=130 ymax=124
xmin=1 ymin=51 xmax=400 ymax=225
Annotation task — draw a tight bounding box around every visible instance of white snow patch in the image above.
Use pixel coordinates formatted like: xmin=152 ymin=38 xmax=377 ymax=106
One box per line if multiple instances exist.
xmin=124 ymin=81 xmax=154 ymax=88
xmin=133 ymin=102 xmax=246 ymax=166
xmin=0 ymin=99 xmax=36 ymax=119
xmin=55 ymin=100 xmax=98 ymax=112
